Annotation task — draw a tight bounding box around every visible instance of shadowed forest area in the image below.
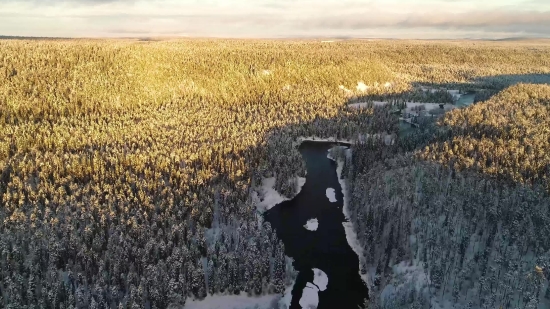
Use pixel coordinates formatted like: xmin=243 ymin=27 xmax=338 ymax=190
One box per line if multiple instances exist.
xmin=0 ymin=39 xmax=549 ymax=309
xmin=344 ymin=83 xmax=550 ymax=309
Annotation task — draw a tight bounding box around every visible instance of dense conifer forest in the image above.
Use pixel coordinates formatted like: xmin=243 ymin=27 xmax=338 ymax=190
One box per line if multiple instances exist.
xmin=342 ymin=83 xmax=550 ymax=308
xmin=0 ymin=39 xmax=549 ymax=308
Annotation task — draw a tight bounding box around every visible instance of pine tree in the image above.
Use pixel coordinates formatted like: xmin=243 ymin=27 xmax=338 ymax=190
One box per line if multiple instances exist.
xmin=138 ymin=279 xmax=147 ymax=309
xmin=341 ymin=157 xmax=349 ymax=179
xmin=90 ymin=298 xmax=99 ymax=309
xmin=206 ymin=258 xmax=215 ymax=295
xmin=27 ymin=273 xmax=36 ymax=306
xmin=227 ymin=256 xmax=237 ymax=294
xmin=272 ymin=246 xmax=286 ymax=293
xmin=127 ymin=285 xmax=141 ymax=309
xmin=191 ymin=261 xmax=206 ymax=299
xmin=168 ymin=277 xmax=186 ymax=308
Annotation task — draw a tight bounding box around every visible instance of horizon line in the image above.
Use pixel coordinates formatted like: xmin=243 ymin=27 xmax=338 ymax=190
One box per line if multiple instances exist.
xmin=2 ymin=34 xmax=550 ymax=42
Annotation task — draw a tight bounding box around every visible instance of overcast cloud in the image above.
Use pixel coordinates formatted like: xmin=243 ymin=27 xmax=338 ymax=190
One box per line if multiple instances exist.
xmin=0 ymin=0 xmax=548 ymax=38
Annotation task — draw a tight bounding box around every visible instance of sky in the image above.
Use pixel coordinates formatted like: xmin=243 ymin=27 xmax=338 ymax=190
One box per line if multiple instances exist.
xmin=0 ymin=0 xmax=549 ymax=39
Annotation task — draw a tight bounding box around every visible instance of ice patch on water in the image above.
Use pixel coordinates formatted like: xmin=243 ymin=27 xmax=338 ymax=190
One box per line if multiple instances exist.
xmin=326 ymin=188 xmax=337 ymax=202
xmin=298 ymin=269 xmax=328 ymax=309
xmin=304 ymin=218 xmax=319 ymax=231
xmin=299 ymin=282 xmax=319 ymax=309
xmin=312 ymin=268 xmax=328 ymax=291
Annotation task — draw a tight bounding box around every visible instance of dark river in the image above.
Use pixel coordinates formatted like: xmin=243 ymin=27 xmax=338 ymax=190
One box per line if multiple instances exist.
xmin=264 ymin=141 xmax=369 ymax=309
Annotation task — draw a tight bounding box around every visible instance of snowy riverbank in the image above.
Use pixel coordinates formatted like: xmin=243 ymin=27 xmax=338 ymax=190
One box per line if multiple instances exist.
xmin=192 ymin=174 xmax=304 ymax=309
xmin=327 ymin=146 xmax=372 ymax=292
xmin=248 ymin=138 xmax=369 ymax=309
xmin=248 ymin=166 xmax=307 ymax=308
xmin=253 ymin=176 xmax=306 ymax=213
xmin=255 ymin=137 xmax=354 ymax=215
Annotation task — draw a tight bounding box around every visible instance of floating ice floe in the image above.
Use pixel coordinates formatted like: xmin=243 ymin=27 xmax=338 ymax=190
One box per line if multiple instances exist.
xmin=326 ymin=188 xmax=337 ymax=202
xmin=299 ymin=283 xmax=319 ymax=309
xmin=312 ymin=268 xmax=328 ymax=291
xmin=298 ymin=268 xmax=329 ymax=309
xmin=304 ymin=218 xmax=319 ymax=231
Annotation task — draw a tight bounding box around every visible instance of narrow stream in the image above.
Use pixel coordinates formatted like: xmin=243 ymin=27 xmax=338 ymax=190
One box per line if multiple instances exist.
xmin=265 ymin=141 xmax=369 ymax=309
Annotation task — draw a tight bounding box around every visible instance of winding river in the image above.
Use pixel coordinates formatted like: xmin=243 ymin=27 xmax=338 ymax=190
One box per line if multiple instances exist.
xmin=264 ymin=141 xmax=369 ymax=309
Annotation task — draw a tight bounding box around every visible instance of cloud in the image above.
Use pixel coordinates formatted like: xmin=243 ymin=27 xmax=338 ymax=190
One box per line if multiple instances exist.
xmin=0 ymin=0 xmax=549 ymax=38
xmin=15 ymin=0 xmax=134 ymax=3
xmin=298 ymin=10 xmax=550 ymax=30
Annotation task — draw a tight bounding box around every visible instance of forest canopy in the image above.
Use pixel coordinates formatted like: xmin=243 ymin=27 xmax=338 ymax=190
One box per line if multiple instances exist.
xmin=0 ymin=38 xmax=549 ymax=309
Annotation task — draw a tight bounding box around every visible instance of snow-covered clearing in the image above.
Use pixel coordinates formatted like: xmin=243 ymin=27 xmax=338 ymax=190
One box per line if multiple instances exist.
xmin=325 ymin=188 xmax=337 ymax=202
xmin=304 ymin=218 xmax=319 ymax=231
xmin=403 ymin=102 xmax=447 ymax=111
xmin=329 ymin=146 xmax=371 ymax=289
xmin=183 ymin=293 xmax=280 ymax=309
xmin=341 ymin=81 xmax=394 ymax=94
xmin=254 ymin=177 xmax=289 ymax=213
xmin=338 ymin=85 xmax=353 ymax=95
xmin=349 ymin=101 xmax=458 ymax=118
xmin=357 ymin=82 xmax=369 ymax=92
xmin=254 ymin=176 xmax=306 ymax=213
xmin=419 ymin=86 xmax=461 ymax=97
xmin=347 ymin=101 xmax=390 ymax=109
